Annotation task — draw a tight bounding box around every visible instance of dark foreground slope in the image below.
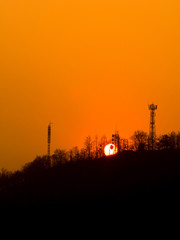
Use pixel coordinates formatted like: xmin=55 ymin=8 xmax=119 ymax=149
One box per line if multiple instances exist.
xmin=0 ymin=150 xmax=180 ymax=212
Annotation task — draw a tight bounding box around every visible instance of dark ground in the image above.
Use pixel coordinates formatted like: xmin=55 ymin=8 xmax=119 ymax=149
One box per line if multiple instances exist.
xmin=0 ymin=150 xmax=180 ymax=219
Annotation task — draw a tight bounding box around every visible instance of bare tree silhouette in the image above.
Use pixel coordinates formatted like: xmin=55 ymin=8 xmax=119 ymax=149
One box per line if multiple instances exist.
xmin=84 ymin=136 xmax=93 ymax=159
xmin=52 ymin=149 xmax=68 ymax=165
xmin=157 ymin=132 xmax=178 ymax=150
xmin=131 ymin=130 xmax=148 ymax=151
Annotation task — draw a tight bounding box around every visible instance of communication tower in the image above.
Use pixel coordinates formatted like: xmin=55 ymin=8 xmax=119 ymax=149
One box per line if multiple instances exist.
xmin=148 ymin=104 xmax=157 ymax=150
xmin=112 ymin=131 xmax=120 ymax=152
xmin=47 ymin=122 xmax=52 ymax=157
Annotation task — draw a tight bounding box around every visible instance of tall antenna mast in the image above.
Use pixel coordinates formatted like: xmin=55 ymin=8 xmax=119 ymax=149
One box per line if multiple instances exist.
xmin=148 ymin=104 xmax=157 ymax=150
xmin=47 ymin=122 xmax=52 ymax=157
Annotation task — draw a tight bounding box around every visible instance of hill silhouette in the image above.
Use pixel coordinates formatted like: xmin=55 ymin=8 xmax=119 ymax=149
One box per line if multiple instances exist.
xmin=0 ymin=150 xmax=180 ymax=214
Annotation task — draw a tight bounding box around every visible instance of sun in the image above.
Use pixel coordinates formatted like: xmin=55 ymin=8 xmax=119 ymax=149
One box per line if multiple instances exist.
xmin=104 ymin=144 xmax=118 ymax=156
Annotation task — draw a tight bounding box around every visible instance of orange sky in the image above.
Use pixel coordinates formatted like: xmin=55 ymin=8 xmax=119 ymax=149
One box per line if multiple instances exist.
xmin=0 ymin=0 xmax=180 ymax=171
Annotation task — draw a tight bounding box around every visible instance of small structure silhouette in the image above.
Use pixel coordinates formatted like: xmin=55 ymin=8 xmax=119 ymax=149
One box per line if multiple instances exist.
xmin=148 ymin=104 xmax=157 ymax=150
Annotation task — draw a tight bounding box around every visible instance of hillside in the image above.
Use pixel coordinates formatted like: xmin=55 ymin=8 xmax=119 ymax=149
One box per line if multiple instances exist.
xmin=0 ymin=150 xmax=180 ymax=212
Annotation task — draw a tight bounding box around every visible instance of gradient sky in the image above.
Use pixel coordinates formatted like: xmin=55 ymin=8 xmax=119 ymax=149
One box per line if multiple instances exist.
xmin=0 ymin=0 xmax=180 ymax=171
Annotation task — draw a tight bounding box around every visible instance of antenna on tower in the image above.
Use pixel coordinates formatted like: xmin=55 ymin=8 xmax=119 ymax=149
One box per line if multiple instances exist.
xmin=148 ymin=104 xmax=157 ymax=150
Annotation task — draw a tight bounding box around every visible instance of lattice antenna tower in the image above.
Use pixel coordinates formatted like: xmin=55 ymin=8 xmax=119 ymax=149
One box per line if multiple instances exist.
xmin=112 ymin=130 xmax=120 ymax=152
xmin=148 ymin=104 xmax=157 ymax=150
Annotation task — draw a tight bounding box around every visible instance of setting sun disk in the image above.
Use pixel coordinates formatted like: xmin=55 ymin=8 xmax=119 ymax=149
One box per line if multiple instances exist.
xmin=104 ymin=144 xmax=117 ymax=156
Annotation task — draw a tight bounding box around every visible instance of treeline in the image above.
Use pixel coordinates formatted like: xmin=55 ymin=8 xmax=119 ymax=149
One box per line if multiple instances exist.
xmin=1 ymin=131 xmax=180 ymax=178
xmin=46 ymin=130 xmax=180 ymax=166
xmin=131 ymin=130 xmax=180 ymax=151
xmin=0 ymin=130 xmax=179 ymax=199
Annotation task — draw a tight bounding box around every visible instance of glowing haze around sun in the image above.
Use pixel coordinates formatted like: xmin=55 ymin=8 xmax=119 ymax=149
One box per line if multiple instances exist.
xmin=104 ymin=144 xmax=118 ymax=156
